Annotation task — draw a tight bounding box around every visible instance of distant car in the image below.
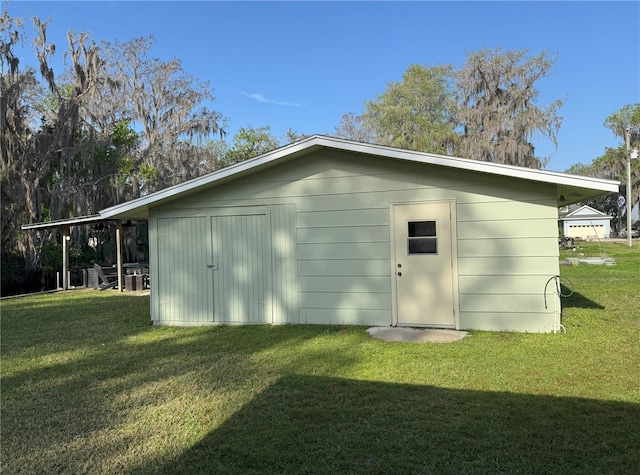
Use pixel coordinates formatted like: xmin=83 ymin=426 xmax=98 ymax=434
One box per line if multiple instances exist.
xmin=619 ymin=228 xmax=639 ymax=238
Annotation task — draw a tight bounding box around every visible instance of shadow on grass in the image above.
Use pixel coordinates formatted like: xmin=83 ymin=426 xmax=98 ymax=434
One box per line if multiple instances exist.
xmin=561 ymin=285 xmax=605 ymax=309
xmin=156 ymin=375 xmax=640 ymax=474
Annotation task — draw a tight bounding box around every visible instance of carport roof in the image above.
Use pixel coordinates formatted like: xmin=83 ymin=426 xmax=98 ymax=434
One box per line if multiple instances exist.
xmin=22 ymin=135 xmax=620 ymax=229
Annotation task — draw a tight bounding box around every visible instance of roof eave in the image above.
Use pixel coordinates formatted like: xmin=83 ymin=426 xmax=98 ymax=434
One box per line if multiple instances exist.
xmin=101 ymin=136 xmax=620 ymax=218
xmin=99 ymin=137 xmax=325 ymax=220
xmin=21 ymin=215 xmax=105 ymax=231
xmin=20 ymin=136 xmax=622 ymax=226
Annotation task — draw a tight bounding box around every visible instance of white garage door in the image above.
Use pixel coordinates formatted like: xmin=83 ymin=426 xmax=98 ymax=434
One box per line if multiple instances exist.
xmin=568 ymin=224 xmax=605 ymax=239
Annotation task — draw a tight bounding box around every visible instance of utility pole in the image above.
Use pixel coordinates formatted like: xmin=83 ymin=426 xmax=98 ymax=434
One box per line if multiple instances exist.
xmin=625 ymin=128 xmax=638 ymax=248
xmin=626 ymin=129 xmax=632 ymax=247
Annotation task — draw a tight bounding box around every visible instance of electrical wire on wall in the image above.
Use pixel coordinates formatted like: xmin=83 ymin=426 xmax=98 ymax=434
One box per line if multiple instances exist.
xmin=544 ymin=275 xmax=574 ymax=334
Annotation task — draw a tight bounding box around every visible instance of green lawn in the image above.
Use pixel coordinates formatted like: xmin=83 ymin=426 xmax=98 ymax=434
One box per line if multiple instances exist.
xmin=2 ymin=242 xmax=639 ymax=474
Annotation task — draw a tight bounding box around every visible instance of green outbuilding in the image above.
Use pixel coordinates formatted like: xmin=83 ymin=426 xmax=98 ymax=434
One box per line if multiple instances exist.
xmin=27 ymin=136 xmax=620 ymax=332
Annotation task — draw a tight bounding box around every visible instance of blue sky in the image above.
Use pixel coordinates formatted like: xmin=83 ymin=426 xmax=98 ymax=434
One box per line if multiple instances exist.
xmin=5 ymin=1 xmax=640 ymax=172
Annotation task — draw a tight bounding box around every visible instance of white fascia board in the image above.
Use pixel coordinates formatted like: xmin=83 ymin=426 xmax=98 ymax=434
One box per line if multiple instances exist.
xmin=313 ymin=136 xmax=620 ymax=193
xmin=99 ymin=135 xmax=620 ymax=220
xmin=21 ymin=215 xmax=104 ymax=230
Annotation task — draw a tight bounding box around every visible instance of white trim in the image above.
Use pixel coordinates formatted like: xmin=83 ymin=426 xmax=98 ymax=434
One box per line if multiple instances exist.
xmin=563 ymin=204 xmax=611 ymax=219
xmin=389 ymin=203 xmax=398 ymax=327
xmin=21 ymin=136 xmax=621 ymax=228
xmin=99 ymin=136 xmax=618 ymax=220
xmin=21 ymin=215 xmax=104 ymax=230
xmin=449 ymin=200 xmax=461 ymax=330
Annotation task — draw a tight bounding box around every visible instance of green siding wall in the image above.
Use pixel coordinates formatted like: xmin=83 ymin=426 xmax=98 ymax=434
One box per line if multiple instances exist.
xmin=150 ymin=149 xmax=560 ymax=331
xmin=270 ymin=204 xmax=298 ymax=323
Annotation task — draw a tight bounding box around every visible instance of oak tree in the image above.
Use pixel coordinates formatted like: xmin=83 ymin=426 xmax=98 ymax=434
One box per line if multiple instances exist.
xmin=362 ymin=64 xmax=457 ymax=154
xmin=453 ymin=48 xmax=563 ymax=168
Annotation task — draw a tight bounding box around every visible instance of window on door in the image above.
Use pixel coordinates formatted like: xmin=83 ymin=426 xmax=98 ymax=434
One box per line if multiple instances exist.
xmin=407 ymin=220 xmax=437 ymax=254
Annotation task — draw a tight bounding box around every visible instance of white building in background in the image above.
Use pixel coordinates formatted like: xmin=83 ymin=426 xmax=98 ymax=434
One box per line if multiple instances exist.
xmin=559 ymin=205 xmax=613 ymax=239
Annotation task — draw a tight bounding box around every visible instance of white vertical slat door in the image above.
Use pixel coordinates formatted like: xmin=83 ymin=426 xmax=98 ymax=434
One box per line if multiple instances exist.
xmin=156 ymin=217 xmax=213 ymax=323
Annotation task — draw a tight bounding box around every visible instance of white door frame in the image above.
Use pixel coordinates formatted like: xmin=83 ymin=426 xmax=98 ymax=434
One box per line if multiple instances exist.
xmin=389 ymin=200 xmax=460 ymax=329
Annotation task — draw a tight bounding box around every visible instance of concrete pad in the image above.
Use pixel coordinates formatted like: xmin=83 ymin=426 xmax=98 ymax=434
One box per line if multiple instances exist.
xmin=366 ymin=326 xmax=469 ymax=343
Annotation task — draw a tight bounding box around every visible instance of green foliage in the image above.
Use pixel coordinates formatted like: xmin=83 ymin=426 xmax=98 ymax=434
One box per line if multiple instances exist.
xmin=362 ymin=64 xmax=456 ymax=154
xmin=592 ymin=146 xmax=630 ymax=180
xmin=0 ymin=251 xmax=26 ymax=295
xmin=117 ymin=156 xmax=134 ymax=185
xmin=632 ymin=105 xmax=640 ymax=126
xmin=35 ymin=84 xmax=74 ymax=129
xmin=204 ymin=139 xmax=229 ymax=170
xmin=225 ymin=126 xmax=280 ymax=165
xmin=601 ymin=104 xmax=640 ymax=222
xmin=604 ymin=103 xmax=640 ymax=144
xmin=40 ymin=204 xmax=51 ymax=222
xmin=92 ymin=144 xmax=117 ymax=169
xmin=111 ymin=119 xmax=138 ymax=149
xmin=39 ymin=239 xmax=62 ymax=273
xmin=564 ymin=150 xmax=626 ymax=232
xmin=139 ymin=163 xmax=158 ymax=187
xmin=564 ymin=162 xmax=592 ymax=176
xmin=69 ymin=241 xmax=98 ymax=269
xmin=354 ymin=50 xmax=563 ymax=167
xmin=566 ymin=104 xmax=640 ymax=230
xmin=212 ymin=126 xmax=308 ymax=168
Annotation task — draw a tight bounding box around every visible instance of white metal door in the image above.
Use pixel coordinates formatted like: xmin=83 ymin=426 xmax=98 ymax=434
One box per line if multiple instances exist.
xmin=211 ymin=214 xmax=271 ymax=323
xmin=393 ymin=202 xmax=456 ymax=327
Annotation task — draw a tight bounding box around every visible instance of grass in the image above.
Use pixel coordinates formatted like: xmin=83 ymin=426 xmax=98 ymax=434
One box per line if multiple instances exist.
xmin=1 ymin=242 xmax=639 ymax=474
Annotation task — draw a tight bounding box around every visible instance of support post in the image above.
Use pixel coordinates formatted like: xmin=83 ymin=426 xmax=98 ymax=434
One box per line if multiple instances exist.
xmin=626 ymin=130 xmax=632 ymax=248
xmin=116 ymin=220 xmax=124 ymax=292
xmin=62 ymin=226 xmax=70 ymax=290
